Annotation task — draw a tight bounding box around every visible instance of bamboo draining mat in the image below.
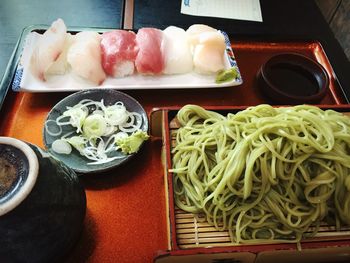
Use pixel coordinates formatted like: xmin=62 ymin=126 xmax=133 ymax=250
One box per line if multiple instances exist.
xmin=169 ymin=112 xmax=350 ymax=249
xmin=175 ymin=207 xmax=350 ymax=249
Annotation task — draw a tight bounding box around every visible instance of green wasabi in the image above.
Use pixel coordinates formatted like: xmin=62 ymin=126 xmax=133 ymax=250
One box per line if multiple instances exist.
xmin=115 ymin=130 xmax=149 ymax=154
xmin=215 ymin=68 xmax=239 ymax=84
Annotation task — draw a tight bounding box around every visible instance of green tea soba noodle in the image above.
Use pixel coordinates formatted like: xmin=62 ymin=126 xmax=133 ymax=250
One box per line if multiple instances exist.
xmin=170 ymin=104 xmax=350 ymax=245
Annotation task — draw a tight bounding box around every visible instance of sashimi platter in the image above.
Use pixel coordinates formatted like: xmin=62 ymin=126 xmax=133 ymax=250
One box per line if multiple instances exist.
xmin=13 ymin=18 xmax=242 ymax=92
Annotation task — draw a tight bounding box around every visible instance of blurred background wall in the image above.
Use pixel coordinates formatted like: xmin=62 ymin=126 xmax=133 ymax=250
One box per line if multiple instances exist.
xmin=315 ymin=0 xmax=350 ymax=61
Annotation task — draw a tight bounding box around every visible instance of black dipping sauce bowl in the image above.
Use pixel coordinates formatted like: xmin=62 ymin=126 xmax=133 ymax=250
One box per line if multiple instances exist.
xmin=257 ymin=53 xmax=329 ymax=104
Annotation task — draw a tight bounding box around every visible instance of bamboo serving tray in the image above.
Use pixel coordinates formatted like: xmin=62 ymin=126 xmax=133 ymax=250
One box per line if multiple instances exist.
xmin=156 ymin=106 xmax=350 ymax=255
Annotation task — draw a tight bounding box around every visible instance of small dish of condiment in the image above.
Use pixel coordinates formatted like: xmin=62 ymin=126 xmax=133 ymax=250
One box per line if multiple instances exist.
xmin=43 ymin=89 xmax=149 ymax=174
xmin=257 ymin=53 xmax=329 ymax=104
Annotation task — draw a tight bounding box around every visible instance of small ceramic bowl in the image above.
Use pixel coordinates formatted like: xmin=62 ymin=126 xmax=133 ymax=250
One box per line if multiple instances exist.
xmin=257 ymin=53 xmax=329 ymax=104
xmin=43 ymin=89 xmax=149 ymax=174
xmin=0 ymin=137 xmax=86 ymax=262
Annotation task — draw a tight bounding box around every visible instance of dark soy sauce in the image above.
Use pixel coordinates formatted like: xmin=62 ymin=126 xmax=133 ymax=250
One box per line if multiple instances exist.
xmin=0 ymin=144 xmax=29 ymax=203
xmin=268 ymin=63 xmax=320 ymax=96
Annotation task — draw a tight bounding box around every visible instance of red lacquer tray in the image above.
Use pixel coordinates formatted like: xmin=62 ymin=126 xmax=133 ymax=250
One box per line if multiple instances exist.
xmin=0 ymin=35 xmax=349 ymax=263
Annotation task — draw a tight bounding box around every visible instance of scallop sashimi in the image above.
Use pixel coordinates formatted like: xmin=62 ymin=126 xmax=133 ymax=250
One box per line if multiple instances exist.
xmin=67 ymin=31 xmax=106 ymax=85
xmin=135 ymin=28 xmax=164 ymax=75
xmin=101 ymin=30 xmax=139 ymax=78
xmin=30 ymin=18 xmax=67 ymax=80
xmin=186 ymin=24 xmax=217 ymax=47
xmin=162 ymin=26 xmax=193 ymax=75
xmin=193 ymin=44 xmax=225 ymax=74
xmin=186 ymin=24 xmax=226 ymax=75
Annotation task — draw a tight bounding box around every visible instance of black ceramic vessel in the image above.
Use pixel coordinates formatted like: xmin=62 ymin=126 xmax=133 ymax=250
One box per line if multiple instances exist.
xmin=0 ymin=137 xmax=86 ymax=262
xmin=257 ymin=53 xmax=329 ymax=104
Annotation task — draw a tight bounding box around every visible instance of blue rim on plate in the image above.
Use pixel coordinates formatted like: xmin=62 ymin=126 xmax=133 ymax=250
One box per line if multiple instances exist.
xmin=43 ymin=89 xmax=149 ymax=174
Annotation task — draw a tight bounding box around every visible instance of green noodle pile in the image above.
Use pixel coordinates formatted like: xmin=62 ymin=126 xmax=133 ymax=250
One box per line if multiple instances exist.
xmin=171 ymin=104 xmax=350 ymax=244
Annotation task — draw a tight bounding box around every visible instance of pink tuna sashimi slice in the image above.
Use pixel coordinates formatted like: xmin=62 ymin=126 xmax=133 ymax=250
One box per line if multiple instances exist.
xmin=135 ymin=28 xmax=164 ymax=75
xmin=101 ymin=30 xmax=138 ymax=77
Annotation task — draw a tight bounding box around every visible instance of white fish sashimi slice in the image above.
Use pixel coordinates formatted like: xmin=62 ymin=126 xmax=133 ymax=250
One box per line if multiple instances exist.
xmin=67 ymin=31 xmax=106 ymax=85
xmin=74 ymin=31 xmax=102 ymax=46
xmin=163 ymin=26 xmax=193 ymax=75
xmin=46 ymin=33 xmax=75 ymax=76
xmin=30 ymin=18 xmax=67 ymax=81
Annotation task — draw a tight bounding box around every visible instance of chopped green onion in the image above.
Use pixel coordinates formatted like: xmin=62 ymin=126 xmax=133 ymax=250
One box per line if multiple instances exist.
xmin=82 ymin=114 xmax=107 ymax=138
xmin=45 ymin=99 xmax=149 ymax=165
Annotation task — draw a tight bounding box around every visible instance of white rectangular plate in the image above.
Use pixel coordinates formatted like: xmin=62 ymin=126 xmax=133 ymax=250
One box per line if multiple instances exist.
xmin=12 ymin=30 xmax=243 ymax=92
